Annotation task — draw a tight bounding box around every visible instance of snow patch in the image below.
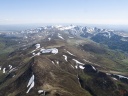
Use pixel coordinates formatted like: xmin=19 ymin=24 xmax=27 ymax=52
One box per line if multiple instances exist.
xmin=63 ymin=55 xmax=67 ymax=61
xmin=58 ymin=33 xmax=64 ymax=40
xmin=9 ymin=67 xmax=17 ymax=73
xmin=51 ymin=48 xmax=58 ymax=54
xmin=36 ymin=52 xmax=41 ymax=56
xmin=9 ymin=65 xmax=12 ymax=69
xmin=48 ymin=38 xmax=51 ymax=41
xmin=24 ymin=36 xmax=28 ymax=39
xmin=106 ymin=73 xmax=111 ymax=75
xmin=26 ymin=82 xmax=34 ymax=93
xmin=27 ymin=75 xmax=34 ymax=87
xmin=72 ymin=59 xmax=84 ymax=65
xmin=35 ymin=44 xmax=40 ymax=49
xmin=79 ymin=65 xmax=85 ymax=69
xmin=83 ymin=59 xmax=92 ymax=64
xmin=57 ymin=25 xmax=75 ymax=30
xmin=112 ymin=77 xmax=118 ymax=80
xmin=41 ymin=48 xmax=58 ymax=54
xmin=71 ymin=65 xmax=74 ymax=68
xmin=3 ymin=68 xmax=6 ymax=73
xmin=91 ymin=65 xmax=96 ymax=71
xmin=75 ymin=65 xmax=78 ymax=69
xmin=26 ymin=74 xmax=35 ymax=93
xmin=38 ymin=90 xmax=44 ymax=94
xmin=32 ymin=53 xmax=35 ymax=55
xmin=52 ymin=61 xmax=55 ymax=64
xmin=83 ymin=59 xmax=101 ymax=67
xmin=117 ymin=75 xmax=128 ymax=79
xmin=66 ymin=51 xmax=74 ymax=56
xmin=13 ymin=75 xmax=16 ymax=77
xmin=56 ymin=61 xmax=59 ymax=64
xmin=41 ymin=48 xmax=51 ymax=53
xmin=31 ymin=50 xmax=36 ymax=53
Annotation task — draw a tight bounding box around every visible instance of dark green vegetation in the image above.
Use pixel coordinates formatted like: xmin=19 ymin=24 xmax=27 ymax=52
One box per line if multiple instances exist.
xmin=80 ymin=43 xmax=128 ymax=72
xmin=0 ymin=36 xmax=18 ymax=59
xmin=91 ymin=33 xmax=128 ymax=52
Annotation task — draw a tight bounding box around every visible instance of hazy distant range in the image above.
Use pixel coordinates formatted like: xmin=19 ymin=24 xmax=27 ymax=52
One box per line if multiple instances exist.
xmin=0 ymin=24 xmax=128 ymax=32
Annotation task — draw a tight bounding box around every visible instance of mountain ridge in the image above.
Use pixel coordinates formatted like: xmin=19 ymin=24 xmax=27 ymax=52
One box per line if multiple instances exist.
xmin=0 ymin=25 xmax=128 ymax=96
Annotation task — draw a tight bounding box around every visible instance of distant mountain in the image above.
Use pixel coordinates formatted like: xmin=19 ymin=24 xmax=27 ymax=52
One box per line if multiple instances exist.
xmin=1 ymin=25 xmax=128 ymax=52
xmin=54 ymin=25 xmax=128 ymax=52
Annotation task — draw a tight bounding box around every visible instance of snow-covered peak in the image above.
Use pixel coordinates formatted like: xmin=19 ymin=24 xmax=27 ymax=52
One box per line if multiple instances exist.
xmin=56 ymin=25 xmax=76 ymax=30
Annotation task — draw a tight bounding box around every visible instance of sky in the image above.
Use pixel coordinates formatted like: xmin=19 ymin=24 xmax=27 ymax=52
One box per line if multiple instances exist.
xmin=0 ymin=0 xmax=128 ymax=25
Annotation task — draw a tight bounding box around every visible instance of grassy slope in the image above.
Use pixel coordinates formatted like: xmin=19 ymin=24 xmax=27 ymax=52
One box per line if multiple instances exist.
xmin=0 ymin=33 xmax=128 ymax=95
xmin=0 ymin=37 xmax=18 ymax=61
xmin=77 ymin=39 xmax=128 ymax=73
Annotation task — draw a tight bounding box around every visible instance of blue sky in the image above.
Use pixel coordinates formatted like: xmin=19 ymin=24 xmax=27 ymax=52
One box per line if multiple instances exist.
xmin=0 ymin=0 xmax=128 ymax=25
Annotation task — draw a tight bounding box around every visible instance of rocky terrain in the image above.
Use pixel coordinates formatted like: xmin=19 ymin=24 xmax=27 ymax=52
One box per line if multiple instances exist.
xmin=0 ymin=25 xmax=128 ymax=96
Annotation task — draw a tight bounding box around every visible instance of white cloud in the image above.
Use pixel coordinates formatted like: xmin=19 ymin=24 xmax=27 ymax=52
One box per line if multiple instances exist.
xmin=84 ymin=19 xmax=128 ymax=25
xmin=0 ymin=19 xmax=14 ymax=24
xmin=0 ymin=19 xmax=12 ymax=22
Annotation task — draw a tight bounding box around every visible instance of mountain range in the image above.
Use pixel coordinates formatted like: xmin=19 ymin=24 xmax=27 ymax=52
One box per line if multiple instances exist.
xmin=0 ymin=25 xmax=128 ymax=96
